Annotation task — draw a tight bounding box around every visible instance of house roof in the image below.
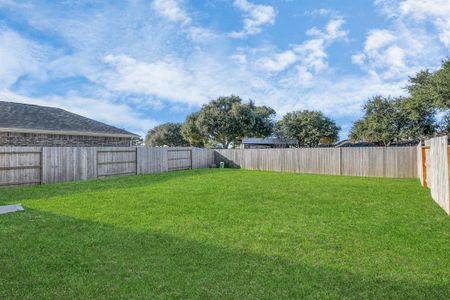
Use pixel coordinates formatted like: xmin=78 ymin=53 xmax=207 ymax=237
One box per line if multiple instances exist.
xmin=0 ymin=101 xmax=138 ymax=138
xmin=242 ymin=137 xmax=298 ymax=145
xmin=334 ymin=139 xmax=420 ymax=147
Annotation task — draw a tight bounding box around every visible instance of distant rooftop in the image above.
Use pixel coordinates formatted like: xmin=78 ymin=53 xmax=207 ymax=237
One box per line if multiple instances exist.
xmin=242 ymin=137 xmax=298 ymax=145
xmin=0 ymin=101 xmax=138 ymax=138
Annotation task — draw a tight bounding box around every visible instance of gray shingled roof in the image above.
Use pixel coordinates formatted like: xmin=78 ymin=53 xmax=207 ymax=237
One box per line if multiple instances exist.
xmin=0 ymin=101 xmax=138 ymax=137
xmin=242 ymin=137 xmax=298 ymax=145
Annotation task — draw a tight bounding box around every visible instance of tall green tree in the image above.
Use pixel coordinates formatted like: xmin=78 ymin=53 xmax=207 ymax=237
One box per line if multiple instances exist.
xmin=349 ymin=96 xmax=401 ymax=146
xmin=433 ymin=59 xmax=450 ymax=109
xmin=406 ymin=59 xmax=450 ymax=134
xmin=145 ymin=123 xmax=188 ymax=147
xmin=275 ymin=110 xmax=340 ymax=147
xmin=396 ymin=96 xmax=436 ymax=140
xmin=181 ymin=112 xmax=207 ymax=147
xmin=183 ymin=95 xmax=275 ymax=148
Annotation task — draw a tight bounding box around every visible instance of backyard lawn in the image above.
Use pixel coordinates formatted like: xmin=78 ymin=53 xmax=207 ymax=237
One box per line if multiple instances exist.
xmin=1 ymin=169 xmax=449 ymax=299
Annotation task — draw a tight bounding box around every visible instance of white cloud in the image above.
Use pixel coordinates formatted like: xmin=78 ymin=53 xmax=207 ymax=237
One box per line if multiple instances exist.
xmin=376 ymin=0 xmax=450 ymax=48
xmin=257 ymin=18 xmax=348 ymax=74
xmin=364 ymin=29 xmax=396 ymax=53
xmin=151 ymin=0 xmax=216 ymax=42
xmin=352 ymin=5 xmax=446 ymax=80
xmin=0 ymin=28 xmax=45 ymax=88
xmin=303 ymin=8 xmax=339 ymax=17
xmin=258 ymin=50 xmax=297 ymax=72
xmin=101 ymin=54 xmax=204 ymax=105
xmin=151 ymin=0 xmax=191 ymax=25
xmin=230 ymin=0 xmax=277 ymax=38
xmin=351 ymin=53 xmax=366 ymax=65
xmin=398 ymin=0 xmax=450 ymax=47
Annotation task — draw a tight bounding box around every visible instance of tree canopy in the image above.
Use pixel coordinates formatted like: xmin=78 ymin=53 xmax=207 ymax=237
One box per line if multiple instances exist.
xmin=182 ymin=95 xmax=276 ymax=148
xmin=275 ymin=110 xmax=340 ymax=147
xmin=180 ymin=112 xmax=207 ymax=148
xmin=145 ymin=123 xmax=188 ymax=147
xmin=349 ymin=96 xmax=402 ymax=146
xmin=350 ymin=58 xmax=450 ymax=145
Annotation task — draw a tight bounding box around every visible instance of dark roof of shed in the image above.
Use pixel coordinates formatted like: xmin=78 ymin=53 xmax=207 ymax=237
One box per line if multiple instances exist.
xmin=0 ymin=101 xmax=138 ymax=137
xmin=242 ymin=137 xmax=298 ymax=145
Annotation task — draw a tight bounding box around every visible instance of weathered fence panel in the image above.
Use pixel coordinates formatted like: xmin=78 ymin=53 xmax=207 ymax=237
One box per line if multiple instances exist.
xmin=422 ymin=136 xmax=450 ymax=214
xmin=385 ymin=147 xmax=418 ymax=178
xmin=167 ymin=148 xmax=192 ymax=171
xmin=192 ymin=148 xmax=215 ymax=169
xmin=97 ymin=147 xmax=137 ymax=178
xmin=42 ymin=147 xmax=96 ymax=184
xmin=0 ymin=147 xmax=41 ymax=187
xmin=0 ymin=145 xmax=419 ymax=187
xmin=341 ymin=148 xmax=384 ymax=177
xmin=216 ymin=147 xmax=417 ymax=178
xmin=0 ymin=146 xmax=215 ymax=187
xmin=137 ymin=147 xmax=168 ymax=174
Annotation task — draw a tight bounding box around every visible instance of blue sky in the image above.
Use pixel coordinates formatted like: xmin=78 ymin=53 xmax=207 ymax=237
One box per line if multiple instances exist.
xmin=1 ymin=0 xmax=449 ymax=138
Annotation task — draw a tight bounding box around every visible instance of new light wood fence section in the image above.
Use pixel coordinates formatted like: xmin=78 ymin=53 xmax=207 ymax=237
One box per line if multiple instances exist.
xmin=215 ymin=147 xmax=417 ymax=178
xmin=418 ymin=136 xmax=450 ymax=215
xmin=0 ymin=147 xmax=215 ymax=188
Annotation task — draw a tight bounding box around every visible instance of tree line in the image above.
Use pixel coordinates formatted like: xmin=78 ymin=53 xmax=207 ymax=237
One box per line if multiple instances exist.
xmin=146 ymin=58 xmax=450 ymax=148
xmin=350 ymin=59 xmax=450 ymax=145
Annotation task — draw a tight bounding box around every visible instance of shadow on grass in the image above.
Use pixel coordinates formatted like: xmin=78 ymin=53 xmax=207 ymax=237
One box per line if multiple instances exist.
xmin=1 ymin=209 xmax=448 ymax=299
xmin=0 ymin=169 xmax=216 ymax=205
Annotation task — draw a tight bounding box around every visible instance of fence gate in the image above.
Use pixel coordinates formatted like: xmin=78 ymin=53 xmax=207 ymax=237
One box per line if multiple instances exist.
xmin=167 ymin=149 xmax=192 ymax=171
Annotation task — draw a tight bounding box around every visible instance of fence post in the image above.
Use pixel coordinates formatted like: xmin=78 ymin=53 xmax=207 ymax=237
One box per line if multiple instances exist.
xmin=422 ymin=146 xmax=428 ymax=188
xmin=135 ymin=147 xmax=139 ymax=175
xmin=39 ymin=147 xmax=43 ymax=185
xmin=339 ymin=148 xmax=342 ymax=176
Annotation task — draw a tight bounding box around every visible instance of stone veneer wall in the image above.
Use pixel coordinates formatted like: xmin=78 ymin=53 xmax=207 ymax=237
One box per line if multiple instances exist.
xmin=0 ymin=132 xmax=133 ymax=147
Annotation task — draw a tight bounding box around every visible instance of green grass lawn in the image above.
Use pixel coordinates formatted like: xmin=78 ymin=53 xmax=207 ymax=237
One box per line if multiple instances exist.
xmin=1 ymin=169 xmax=449 ymax=299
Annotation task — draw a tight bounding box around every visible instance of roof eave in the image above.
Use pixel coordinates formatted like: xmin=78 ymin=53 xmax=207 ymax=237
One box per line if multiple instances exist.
xmin=0 ymin=127 xmax=139 ymax=138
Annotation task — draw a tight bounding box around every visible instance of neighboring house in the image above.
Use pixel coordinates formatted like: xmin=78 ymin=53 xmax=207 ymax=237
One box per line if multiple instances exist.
xmin=240 ymin=137 xmax=298 ymax=149
xmin=334 ymin=139 xmax=419 ymax=147
xmin=333 ymin=140 xmax=375 ymax=147
xmin=0 ymin=101 xmax=139 ymax=147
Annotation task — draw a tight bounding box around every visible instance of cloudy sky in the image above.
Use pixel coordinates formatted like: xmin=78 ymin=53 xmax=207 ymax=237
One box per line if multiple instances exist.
xmin=1 ymin=0 xmax=449 ymax=138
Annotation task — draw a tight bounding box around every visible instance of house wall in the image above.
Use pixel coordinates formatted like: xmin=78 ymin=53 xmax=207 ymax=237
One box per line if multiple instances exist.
xmin=0 ymin=132 xmax=132 ymax=147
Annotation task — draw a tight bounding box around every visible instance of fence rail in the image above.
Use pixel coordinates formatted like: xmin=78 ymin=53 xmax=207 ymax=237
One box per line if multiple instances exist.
xmin=0 ymin=147 xmax=215 ymax=188
xmin=215 ymin=146 xmax=418 ymax=178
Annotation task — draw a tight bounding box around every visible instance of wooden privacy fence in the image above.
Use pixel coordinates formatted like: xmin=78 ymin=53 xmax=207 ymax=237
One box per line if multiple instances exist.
xmin=215 ymin=147 xmax=418 ymax=178
xmin=0 ymin=147 xmax=215 ymax=187
xmin=0 ymin=147 xmax=42 ymax=187
xmin=417 ymin=136 xmax=450 ymax=215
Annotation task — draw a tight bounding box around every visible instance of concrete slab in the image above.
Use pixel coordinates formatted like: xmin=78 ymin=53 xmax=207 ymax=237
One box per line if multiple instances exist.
xmin=0 ymin=204 xmax=24 ymax=215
